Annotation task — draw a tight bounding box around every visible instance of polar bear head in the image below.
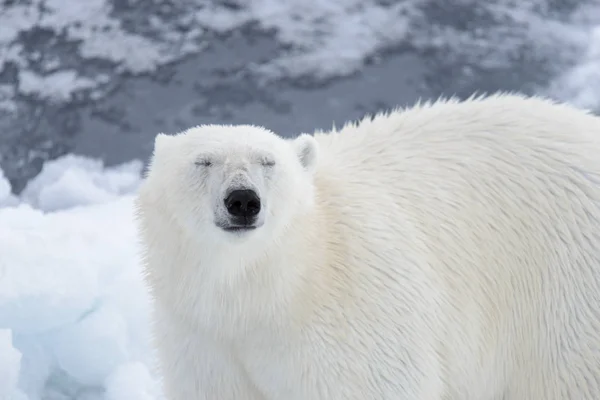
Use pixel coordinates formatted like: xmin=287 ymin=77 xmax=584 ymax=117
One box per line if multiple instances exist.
xmin=139 ymin=124 xmax=319 ymax=250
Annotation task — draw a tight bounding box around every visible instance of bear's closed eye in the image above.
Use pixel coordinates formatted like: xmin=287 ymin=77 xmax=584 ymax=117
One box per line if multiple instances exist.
xmin=261 ymin=159 xmax=275 ymax=167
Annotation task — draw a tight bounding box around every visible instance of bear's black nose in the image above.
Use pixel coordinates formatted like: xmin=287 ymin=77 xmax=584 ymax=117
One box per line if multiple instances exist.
xmin=224 ymin=189 xmax=261 ymax=218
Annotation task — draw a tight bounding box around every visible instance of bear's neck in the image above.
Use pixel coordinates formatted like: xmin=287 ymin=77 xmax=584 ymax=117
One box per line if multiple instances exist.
xmin=147 ymin=179 xmax=337 ymax=339
xmin=219 ymin=202 xmax=337 ymax=337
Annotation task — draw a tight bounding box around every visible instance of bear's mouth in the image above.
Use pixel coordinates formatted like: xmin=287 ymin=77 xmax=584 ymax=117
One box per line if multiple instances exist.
xmin=222 ymin=225 xmax=257 ymax=233
xmin=216 ymin=216 xmax=263 ymax=233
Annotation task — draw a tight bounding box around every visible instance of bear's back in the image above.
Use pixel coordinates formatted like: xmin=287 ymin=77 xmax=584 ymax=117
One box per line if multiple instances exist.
xmin=314 ymin=93 xmax=600 ymax=185
xmin=308 ymin=93 xmax=600 ymax=399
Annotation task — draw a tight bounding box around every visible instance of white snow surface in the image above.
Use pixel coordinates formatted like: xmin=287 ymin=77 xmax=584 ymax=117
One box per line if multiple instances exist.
xmin=17 ymin=70 xmax=101 ymax=104
xmin=0 ymin=330 xmax=27 ymax=400
xmin=0 ymin=159 xmax=164 ymax=400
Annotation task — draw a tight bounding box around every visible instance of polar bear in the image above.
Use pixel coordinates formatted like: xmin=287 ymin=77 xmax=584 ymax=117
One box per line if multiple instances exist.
xmin=135 ymin=93 xmax=600 ymax=400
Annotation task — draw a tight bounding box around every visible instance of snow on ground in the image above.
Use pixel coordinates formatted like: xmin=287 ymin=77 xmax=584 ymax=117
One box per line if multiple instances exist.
xmin=0 ymin=330 xmax=26 ymax=400
xmin=19 ymin=155 xmax=143 ymax=212
xmin=0 ymin=158 xmax=164 ymax=400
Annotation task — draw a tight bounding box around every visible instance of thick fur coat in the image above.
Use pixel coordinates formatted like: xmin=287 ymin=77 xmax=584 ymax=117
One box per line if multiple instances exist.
xmin=135 ymin=93 xmax=600 ymax=400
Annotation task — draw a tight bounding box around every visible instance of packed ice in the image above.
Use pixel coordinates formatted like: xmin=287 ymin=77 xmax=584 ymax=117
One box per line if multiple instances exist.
xmin=0 ymin=158 xmax=162 ymax=399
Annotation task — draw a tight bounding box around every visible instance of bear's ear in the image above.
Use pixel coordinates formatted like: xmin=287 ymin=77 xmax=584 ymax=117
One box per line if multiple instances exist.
xmin=292 ymin=133 xmax=319 ymax=172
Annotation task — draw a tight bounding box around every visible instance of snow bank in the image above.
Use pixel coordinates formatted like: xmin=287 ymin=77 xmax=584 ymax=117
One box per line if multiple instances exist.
xmin=0 ymin=156 xmax=163 ymax=400
xmin=0 ymin=330 xmax=27 ymax=400
xmin=105 ymin=362 xmax=160 ymax=400
xmin=20 ymin=154 xmax=143 ymax=212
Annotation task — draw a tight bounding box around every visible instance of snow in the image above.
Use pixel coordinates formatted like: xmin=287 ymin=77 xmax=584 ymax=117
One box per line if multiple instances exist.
xmin=104 ymin=362 xmax=160 ymax=400
xmin=194 ymin=0 xmax=418 ymax=80
xmin=0 ymin=169 xmax=11 ymax=204
xmin=50 ymin=304 xmax=130 ymax=386
xmin=20 ymin=155 xmax=143 ymax=212
xmin=545 ymin=20 xmax=600 ymax=111
xmin=1 ymin=0 xmax=204 ymax=107
xmin=36 ymin=0 xmax=164 ymax=73
xmin=0 ymin=85 xmax=16 ymax=113
xmin=0 ymin=159 xmax=163 ymax=400
xmin=18 ymin=70 xmax=99 ymax=103
xmin=0 ymin=330 xmax=27 ymax=400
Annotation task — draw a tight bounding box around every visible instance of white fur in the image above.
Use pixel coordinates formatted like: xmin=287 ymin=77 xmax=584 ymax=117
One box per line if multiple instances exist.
xmin=135 ymin=94 xmax=600 ymax=400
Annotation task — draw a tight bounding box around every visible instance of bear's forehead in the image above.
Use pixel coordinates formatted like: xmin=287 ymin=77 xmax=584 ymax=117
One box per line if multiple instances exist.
xmin=187 ymin=124 xmax=276 ymax=141
xmin=182 ymin=126 xmax=284 ymax=155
